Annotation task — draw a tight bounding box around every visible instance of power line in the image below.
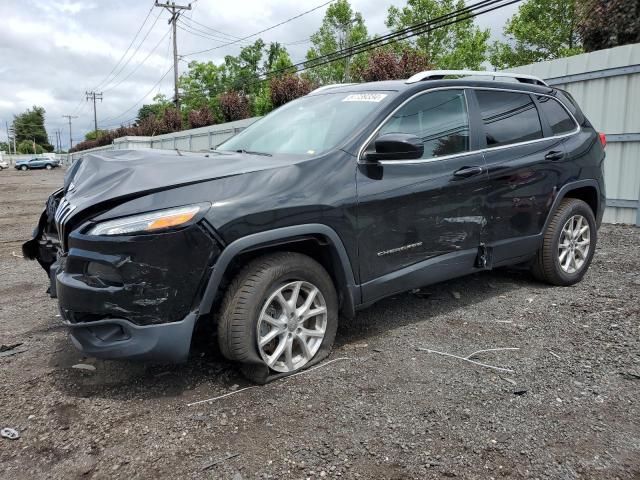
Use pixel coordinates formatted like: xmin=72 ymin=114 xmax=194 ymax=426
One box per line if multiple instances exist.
xmin=176 ymin=22 xmax=234 ymax=45
xmin=179 ymin=15 xmax=241 ymax=41
xmin=91 ymin=2 xmax=156 ymax=91
xmin=262 ymin=0 xmax=520 ymax=84
xmin=183 ymin=0 xmax=337 ymax=57
xmin=177 ymin=17 xmax=245 ymax=44
xmin=97 ymin=0 xmax=519 ymax=134
xmin=181 ymin=0 xmax=520 ymax=95
xmin=100 ymin=66 xmax=173 ymax=125
xmin=100 ymin=8 xmax=164 ymax=92
xmin=103 ymin=27 xmax=172 ymax=93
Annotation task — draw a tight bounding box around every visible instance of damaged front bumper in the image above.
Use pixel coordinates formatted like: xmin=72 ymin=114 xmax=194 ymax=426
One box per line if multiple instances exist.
xmin=64 ymin=313 xmax=199 ymax=363
xmin=24 ymin=195 xmax=221 ymax=363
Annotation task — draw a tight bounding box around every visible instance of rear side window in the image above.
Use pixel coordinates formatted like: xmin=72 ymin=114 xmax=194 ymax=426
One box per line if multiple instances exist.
xmin=476 ymin=90 xmax=543 ymax=147
xmin=378 ymin=89 xmax=469 ymax=159
xmin=536 ymin=96 xmax=576 ymax=135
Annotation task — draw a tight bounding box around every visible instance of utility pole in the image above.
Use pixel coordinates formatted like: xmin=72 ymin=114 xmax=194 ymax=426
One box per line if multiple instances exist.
xmin=155 ymin=1 xmax=191 ymax=110
xmin=85 ymin=91 xmax=103 ymax=133
xmin=4 ymin=121 xmax=12 ymax=154
xmin=62 ymin=115 xmax=77 ymax=165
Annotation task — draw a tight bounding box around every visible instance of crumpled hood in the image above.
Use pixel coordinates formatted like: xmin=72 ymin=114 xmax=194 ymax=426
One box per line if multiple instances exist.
xmin=63 ymin=148 xmax=297 ymax=212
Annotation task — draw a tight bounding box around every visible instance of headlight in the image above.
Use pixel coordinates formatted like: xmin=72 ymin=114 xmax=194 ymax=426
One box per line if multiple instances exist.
xmin=88 ymin=204 xmax=206 ymax=236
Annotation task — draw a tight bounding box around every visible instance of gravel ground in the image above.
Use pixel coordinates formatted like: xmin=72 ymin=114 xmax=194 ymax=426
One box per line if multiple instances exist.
xmin=0 ymin=168 xmax=638 ymax=480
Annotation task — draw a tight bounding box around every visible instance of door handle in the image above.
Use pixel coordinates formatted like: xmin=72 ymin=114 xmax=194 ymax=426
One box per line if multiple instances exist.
xmin=545 ymin=150 xmax=564 ymax=161
xmin=453 ymin=166 xmax=483 ymax=178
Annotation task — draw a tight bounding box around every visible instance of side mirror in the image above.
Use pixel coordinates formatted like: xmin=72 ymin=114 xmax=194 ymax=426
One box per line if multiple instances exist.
xmin=364 ymin=133 xmax=424 ymax=162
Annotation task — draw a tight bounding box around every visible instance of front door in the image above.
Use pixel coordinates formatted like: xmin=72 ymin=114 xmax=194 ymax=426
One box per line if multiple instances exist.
xmin=356 ymin=88 xmax=488 ymax=300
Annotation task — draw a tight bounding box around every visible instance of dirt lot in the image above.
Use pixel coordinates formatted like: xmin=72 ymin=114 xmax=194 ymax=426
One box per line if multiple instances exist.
xmin=0 ymin=167 xmax=638 ymax=479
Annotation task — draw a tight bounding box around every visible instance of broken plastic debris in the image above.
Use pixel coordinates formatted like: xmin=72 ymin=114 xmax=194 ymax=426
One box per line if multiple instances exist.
xmin=0 ymin=343 xmax=28 ymax=358
xmin=1 ymin=428 xmax=20 ymax=440
xmin=72 ymin=364 xmax=96 ymax=371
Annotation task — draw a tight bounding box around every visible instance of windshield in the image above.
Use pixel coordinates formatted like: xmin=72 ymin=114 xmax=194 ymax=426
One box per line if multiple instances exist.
xmin=217 ymin=91 xmax=392 ymax=156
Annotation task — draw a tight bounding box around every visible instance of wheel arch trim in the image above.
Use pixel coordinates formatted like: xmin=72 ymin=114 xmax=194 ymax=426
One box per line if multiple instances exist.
xmin=544 ymin=179 xmax=603 ymax=232
xmin=198 ymin=224 xmax=359 ymax=317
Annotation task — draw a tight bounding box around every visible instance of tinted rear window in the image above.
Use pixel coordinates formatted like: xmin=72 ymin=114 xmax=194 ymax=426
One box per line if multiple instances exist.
xmin=476 ymin=90 xmax=543 ymax=147
xmin=536 ymin=96 xmax=576 ymax=135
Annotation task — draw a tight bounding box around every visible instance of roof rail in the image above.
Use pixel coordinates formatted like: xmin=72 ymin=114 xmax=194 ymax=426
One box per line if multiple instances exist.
xmin=309 ymin=83 xmax=358 ymax=94
xmin=405 ymin=70 xmax=548 ymax=87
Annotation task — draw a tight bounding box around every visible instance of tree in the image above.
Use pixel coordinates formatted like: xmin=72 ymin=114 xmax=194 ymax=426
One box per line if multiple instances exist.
xmin=305 ymin=0 xmax=369 ymax=84
xmin=264 ymin=42 xmax=294 ymax=74
xmin=386 ymin=0 xmax=489 ymax=69
xmin=156 ymin=107 xmax=183 ymax=134
xmin=577 ymin=0 xmax=640 ymax=52
xmin=12 ymin=106 xmax=53 ymax=152
xmin=356 ymin=48 xmax=431 ymax=82
xmin=218 ymin=91 xmax=251 ymax=122
xmin=0 ymin=141 xmax=9 ymax=153
xmin=136 ymin=94 xmax=173 ymax=124
xmin=84 ymin=129 xmax=109 ymax=141
xmin=225 ymin=39 xmax=266 ymax=94
xmin=17 ymin=139 xmax=44 ymax=154
xmin=269 ymin=75 xmax=315 ymax=109
xmin=187 ymin=106 xmax=216 ymax=129
xmin=489 ymin=0 xmax=582 ymax=69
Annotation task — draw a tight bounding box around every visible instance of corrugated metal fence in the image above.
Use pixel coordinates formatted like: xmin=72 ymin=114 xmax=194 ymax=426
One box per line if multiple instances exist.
xmin=506 ymin=43 xmax=640 ymax=225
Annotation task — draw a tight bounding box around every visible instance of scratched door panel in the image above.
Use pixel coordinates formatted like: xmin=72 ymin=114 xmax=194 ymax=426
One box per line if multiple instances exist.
xmin=356 ymin=89 xmax=489 ymax=283
xmin=356 ymin=151 xmax=488 ymax=283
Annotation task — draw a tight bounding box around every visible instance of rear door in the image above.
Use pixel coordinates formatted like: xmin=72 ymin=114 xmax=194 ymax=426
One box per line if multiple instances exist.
xmin=356 ymin=88 xmax=488 ymax=293
xmin=473 ymin=88 xmax=570 ymax=264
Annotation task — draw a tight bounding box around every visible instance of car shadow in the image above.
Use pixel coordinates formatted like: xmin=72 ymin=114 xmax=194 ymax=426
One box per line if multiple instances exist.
xmin=49 ymin=267 xmax=549 ymax=401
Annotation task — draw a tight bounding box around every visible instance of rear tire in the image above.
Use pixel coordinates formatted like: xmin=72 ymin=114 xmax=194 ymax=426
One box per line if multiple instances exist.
xmin=45 ymin=164 xmax=52 ymax=170
xmin=531 ymin=198 xmax=596 ymax=286
xmin=218 ymin=252 xmax=338 ymax=381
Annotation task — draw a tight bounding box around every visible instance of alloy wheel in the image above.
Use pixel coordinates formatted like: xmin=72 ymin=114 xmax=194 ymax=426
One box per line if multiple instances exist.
xmin=558 ymin=214 xmax=590 ymax=274
xmin=256 ymin=280 xmax=327 ymax=373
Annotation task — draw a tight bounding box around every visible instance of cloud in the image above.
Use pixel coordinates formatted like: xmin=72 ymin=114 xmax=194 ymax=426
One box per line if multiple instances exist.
xmin=0 ymin=0 xmax=515 ymax=149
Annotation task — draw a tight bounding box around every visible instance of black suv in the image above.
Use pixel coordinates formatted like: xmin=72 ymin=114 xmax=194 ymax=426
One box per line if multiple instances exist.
xmin=24 ymin=71 xmax=605 ymax=383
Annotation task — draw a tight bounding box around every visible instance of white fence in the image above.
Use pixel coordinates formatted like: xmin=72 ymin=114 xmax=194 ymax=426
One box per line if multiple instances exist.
xmin=68 ymin=117 xmax=258 ymax=163
xmin=506 ymin=43 xmax=640 ymax=225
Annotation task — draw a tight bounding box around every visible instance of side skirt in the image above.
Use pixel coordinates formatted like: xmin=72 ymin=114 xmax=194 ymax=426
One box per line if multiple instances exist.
xmin=359 ymin=249 xmax=479 ymax=306
xmin=357 ymin=233 xmax=543 ymax=308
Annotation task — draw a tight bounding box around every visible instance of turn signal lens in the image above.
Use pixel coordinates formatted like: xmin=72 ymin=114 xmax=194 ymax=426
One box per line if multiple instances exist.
xmin=88 ymin=205 xmax=205 ymax=236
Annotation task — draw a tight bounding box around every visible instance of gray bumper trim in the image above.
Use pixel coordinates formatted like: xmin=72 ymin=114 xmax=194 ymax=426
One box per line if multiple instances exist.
xmin=64 ymin=312 xmax=198 ymax=363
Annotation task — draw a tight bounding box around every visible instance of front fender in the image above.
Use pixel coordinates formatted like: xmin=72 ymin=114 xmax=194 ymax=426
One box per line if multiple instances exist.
xmin=198 ymin=224 xmax=359 ymax=317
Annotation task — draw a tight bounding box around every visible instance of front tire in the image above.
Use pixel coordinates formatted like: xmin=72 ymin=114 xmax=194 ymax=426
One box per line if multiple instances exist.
xmin=531 ymin=198 xmax=597 ymax=286
xmin=218 ymin=252 xmax=338 ymax=381
xmin=45 ymin=164 xmax=52 ymax=170
xmin=20 ymin=165 xmax=27 ymax=171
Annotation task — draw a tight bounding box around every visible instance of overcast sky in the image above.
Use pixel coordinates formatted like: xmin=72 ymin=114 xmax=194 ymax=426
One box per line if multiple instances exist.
xmin=0 ymin=0 xmax=518 ymax=149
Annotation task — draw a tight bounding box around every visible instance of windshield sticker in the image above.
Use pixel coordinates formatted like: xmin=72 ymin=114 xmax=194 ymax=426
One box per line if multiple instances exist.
xmin=342 ymin=93 xmax=388 ymax=103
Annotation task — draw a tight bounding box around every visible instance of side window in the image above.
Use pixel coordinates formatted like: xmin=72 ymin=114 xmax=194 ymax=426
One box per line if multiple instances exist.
xmin=476 ymin=90 xmax=543 ymax=147
xmin=377 ymin=89 xmax=469 ymax=159
xmin=536 ymin=96 xmax=576 ymax=135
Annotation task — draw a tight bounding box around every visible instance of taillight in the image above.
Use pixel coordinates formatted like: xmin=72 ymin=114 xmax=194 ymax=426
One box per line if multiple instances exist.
xmin=599 ymin=132 xmax=606 ymax=148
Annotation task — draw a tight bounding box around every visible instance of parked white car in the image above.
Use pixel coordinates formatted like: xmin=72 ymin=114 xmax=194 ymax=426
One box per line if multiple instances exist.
xmin=0 ymin=160 xmax=9 ymax=170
